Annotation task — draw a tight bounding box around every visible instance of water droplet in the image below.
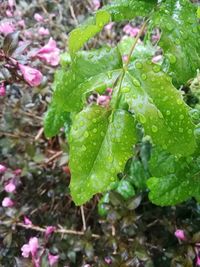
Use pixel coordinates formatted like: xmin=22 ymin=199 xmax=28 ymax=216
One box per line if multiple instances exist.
xmin=179 ymin=114 xmax=184 ymax=120
xmin=177 ymin=99 xmax=182 ymax=105
xmin=92 ymin=118 xmax=97 ymax=123
xmin=188 ymin=129 xmax=192 ymax=135
xmin=84 ymin=131 xmax=89 ymax=138
xmin=153 ymin=65 xmax=161 ymax=73
xmin=93 ymin=128 xmax=97 ymax=133
xmin=152 ymin=125 xmax=158 ymax=133
xmin=179 ymin=128 xmax=183 ymax=133
xmin=139 ymin=114 xmax=146 ymax=124
xmin=141 ymin=74 xmax=147 ymax=80
xmin=121 ymin=87 xmax=130 ymax=93
xmin=166 ymin=110 xmax=171 ymax=116
xmin=81 ymin=145 xmax=87 ymax=151
xmin=132 ymin=78 xmax=141 ymax=87
xmin=135 ymin=62 xmax=143 ymax=69
xmin=168 ymin=54 xmax=177 ymax=64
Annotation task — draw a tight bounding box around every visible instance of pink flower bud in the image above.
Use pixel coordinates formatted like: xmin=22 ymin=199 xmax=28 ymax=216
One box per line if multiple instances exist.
xmin=38 ymin=27 xmax=50 ymax=36
xmin=174 ymin=229 xmax=186 ymax=241
xmin=2 ymin=197 xmax=14 ymax=207
xmin=0 ymin=83 xmax=6 ymax=96
xmin=92 ymin=0 xmax=100 ymax=10
xmin=8 ymin=0 xmax=15 ymax=8
xmin=18 ymin=20 xmax=25 ymax=28
xmin=48 ymin=253 xmax=59 ymax=266
xmin=97 ymin=95 xmax=111 ymax=107
xmin=0 ymin=21 xmax=15 ymax=35
xmin=106 ymin=87 xmax=113 ymax=95
xmin=21 ymin=237 xmax=39 ymax=258
xmin=19 ymin=64 xmax=43 ymax=87
xmin=197 ymin=256 xmax=200 ymax=266
xmin=24 ymin=216 xmax=32 ymax=225
xmin=6 ymin=10 xmax=13 ymax=17
xmin=4 ymin=181 xmax=16 ymax=193
xmin=123 ymin=24 xmax=140 ymax=37
xmin=34 ymin=13 xmax=44 ymax=22
xmin=13 ymin=168 xmax=22 ymax=175
xmin=0 ymin=164 xmax=7 ymax=173
xmin=122 ymin=55 xmax=128 ymax=63
xmin=152 ymin=55 xmax=162 ymax=63
xmin=33 ymin=38 xmax=60 ymax=66
xmin=105 ymin=22 xmax=114 ymax=31
xmin=104 ymin=257 xmax=112 ymax=264
xmin=45 ymin=226 xmax=56 ymax=238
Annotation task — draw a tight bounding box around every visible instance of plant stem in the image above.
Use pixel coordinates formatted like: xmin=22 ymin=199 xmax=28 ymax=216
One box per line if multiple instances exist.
xmin=113 ymin=19 xmax=148 ymax=110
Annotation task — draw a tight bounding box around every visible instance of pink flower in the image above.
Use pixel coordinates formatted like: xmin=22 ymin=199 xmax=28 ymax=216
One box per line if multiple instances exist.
xmin=4 ymin=181 xmax=16 ymax=193
xmin=0 ymin=164 xmax=6 ymax=173
xmin=92 ymin=0 xmax=100 ymax=10
xmin=0 ymin=21 xmax=15 ymax=35
xmin=33 ymin=38 xmax=60 ymax=66
xmin=0 ymin=83 xmax=6 ymax=96
xmin=34 ymin=13 xmax=44 ymax=22
xmin=48 ymin=253 xmax=59 ymax=266
xmin=122 ymin=55 xmax=128 ymax=63
xmin=24 ymin=216 xmax=32 ymax=225
xmin=105 ymin=22 xmax=114 ymax=31
xmin=45 ymin=226 xmax=56 ymax=238
xmin=197 ymin=256 xmax=200 ymax=266
xmin=21 ymin=237 xmax=39 ymax=258
xmin=97 ymin=95 xmax=111 ymax=107
xmin=104 ymin=257 xmax=112 ymax=264
xmin=18 ymin=20 xmax=25 ymax=28
xmin=152 ymin=55 xmax=162 ymax=63
xmin=38 ymin=27 xmax=49 ymax=36
xmin=123 ymin=24 xmax=140 ymax=37
xmin=106 ymin=88 xmax=113 ymax=95
xmin=19 ymin=64 xmax=43 ymax=87
xmin=174 ymin=229 xmax=186 ymax=241
xmin=13 ymin=168 xmax=22 ymax=175
xmin=2 ymin=197 xmax=14 ymax=207
xmin=6 ymin=10 xmax=13 ymax=17
xmin=8 ymin=0 xmax=15 ymax=8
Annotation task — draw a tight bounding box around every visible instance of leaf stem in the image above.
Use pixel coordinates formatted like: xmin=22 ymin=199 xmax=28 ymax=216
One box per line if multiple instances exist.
xmin=113 ymin=19 xmax=148 ymax=110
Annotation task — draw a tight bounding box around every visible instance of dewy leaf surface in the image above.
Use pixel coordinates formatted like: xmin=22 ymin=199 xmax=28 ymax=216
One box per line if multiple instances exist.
xmin=52 ymin=47 xmax=122 ymax=113
xmin=69 ymin=10 xmax=110 ymax=56
xmin=150 ymin=0 xmax=200 ymax=86
xmin=123 ymin=59 xmax=196 ymax=156
xmin=104 ymin=0 xmax=157 ymax=21
xmin=69 ymin=105 xmax=137 ymax=205
xmin=44 ymin=103 xmax=70 ymax=138
xmin=147 ymin=148 xmax=200 ymax=206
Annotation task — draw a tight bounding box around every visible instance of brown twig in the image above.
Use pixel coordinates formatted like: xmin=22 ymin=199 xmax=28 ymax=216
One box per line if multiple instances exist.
xmin=45 ymin=151 xmax=63 ymax=164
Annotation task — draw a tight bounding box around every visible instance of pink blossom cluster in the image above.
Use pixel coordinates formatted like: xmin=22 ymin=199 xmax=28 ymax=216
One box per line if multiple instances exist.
xmin=1 ymin=164 xmax=20 ymax=208
xmin=0 ymin=0 xmax=60 ymax=89
xmin=123 ymin=24 xmax=140 ymax=37
xmin=97 ymin=87 xmax=113 ymax=107
xmin=21 ymin=226 xmax=58 ymax=266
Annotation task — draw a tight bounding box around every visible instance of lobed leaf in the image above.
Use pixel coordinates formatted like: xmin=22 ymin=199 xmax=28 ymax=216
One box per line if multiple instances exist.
xmin=104 ymin=0 xmax=157 ymax=21
xmin=150 ymin=0 xmax=200 ymax=86
xmin=69 ymin=10 xmax=110 ymax=56
xmin=123 ymin=59 xmax=196 ymax=156
xmin=69 ymin=105 xmax=137 ymax=205
xmin=147 ymin=148 xmax=200 ymax=206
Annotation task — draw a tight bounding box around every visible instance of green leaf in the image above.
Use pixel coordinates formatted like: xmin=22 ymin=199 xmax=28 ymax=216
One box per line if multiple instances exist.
xmin=147 ymin=148 xmax=200 ymax=206
xmin=118 ymin=36 xmax=156 ymax=61
xmin=150 ymin=0 xmax=200 ymax=86
xmin=52 ymin=47 xmax=122 ymax=112
xmin=104 ymin=0 xmax=157 ymax=21
xmin=69 ymin=105 xmax=137 ymax=205
xmin=69 ymin=10 xmax=110 ymax=56
xmin=115 ymin=180 xmax=135 ymax=200
xmin=44 ymin=103 xmax=70 ymax=138
xmin=123 ymin=59 xmax=196 ymax=156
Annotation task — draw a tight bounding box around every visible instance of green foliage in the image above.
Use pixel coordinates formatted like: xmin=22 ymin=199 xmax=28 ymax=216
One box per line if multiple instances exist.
xmin=104 ymin=0 xmax=157 ymax=21
xmin=69 ymin=105 xmax=137 ymax=205
xmin=69 ymin=10 xmax=110 ymax=56
xmin=147 ymin=148 xmax=200 ymax=206
xmin=150 ymin=0 xmax=200 ymax=86
xmin=44 ymin=0 xmax=200 ymax=206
